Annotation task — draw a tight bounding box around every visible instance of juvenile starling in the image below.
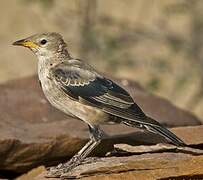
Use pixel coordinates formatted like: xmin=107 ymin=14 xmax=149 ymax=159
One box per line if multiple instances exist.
xmin=13 ymin=32 xmax=185 ymax=178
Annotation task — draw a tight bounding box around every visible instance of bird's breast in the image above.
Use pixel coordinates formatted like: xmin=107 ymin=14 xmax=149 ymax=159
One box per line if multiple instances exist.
xmin=38 ymin=65 xmax=109 ymax=125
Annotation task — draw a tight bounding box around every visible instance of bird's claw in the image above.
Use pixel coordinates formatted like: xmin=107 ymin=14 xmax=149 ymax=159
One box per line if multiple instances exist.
xmin=46 ymin=167 xmax=64 ymax=178
xmin=46 ymin=161 xmax=77 ymax=178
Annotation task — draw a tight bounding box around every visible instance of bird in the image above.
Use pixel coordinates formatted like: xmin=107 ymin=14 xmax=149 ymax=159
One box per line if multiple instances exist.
xmin=13 ymin=32 xmax=186 ymax=178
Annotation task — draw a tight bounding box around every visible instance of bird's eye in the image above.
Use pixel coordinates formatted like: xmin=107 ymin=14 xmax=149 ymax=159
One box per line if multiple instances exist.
xmin=40 ymin=39 xmax=47 ymax=45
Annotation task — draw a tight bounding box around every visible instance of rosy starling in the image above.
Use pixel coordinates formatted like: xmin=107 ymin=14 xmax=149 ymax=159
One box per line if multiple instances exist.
xmin=13 ymin=33 xmax=185 ymax=178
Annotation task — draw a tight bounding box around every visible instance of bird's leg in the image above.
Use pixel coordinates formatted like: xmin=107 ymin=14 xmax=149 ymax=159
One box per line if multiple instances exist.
xmin=62 ymin=125 xmax=102 ymax=168
xmin=47 ymin=125 xmax=103 ymax=177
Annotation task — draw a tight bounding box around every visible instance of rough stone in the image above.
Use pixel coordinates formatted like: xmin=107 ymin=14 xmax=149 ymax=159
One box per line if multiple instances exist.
xmin=27 ymin=153 xmax=203 ymax=180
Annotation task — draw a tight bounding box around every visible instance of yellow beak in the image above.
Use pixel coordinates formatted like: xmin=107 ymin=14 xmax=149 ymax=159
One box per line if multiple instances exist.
xmin=12 ymin=39 xmax=39 ymax=48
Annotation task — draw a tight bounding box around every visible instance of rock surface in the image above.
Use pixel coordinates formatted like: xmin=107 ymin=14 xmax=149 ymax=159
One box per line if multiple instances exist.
xmin=0 ymin=75 xmax=202 ymax=178
xmin=17 ymin=141 xmax=203 ymax=180
xmin=20 ymin=152 xmax=203 ymax=180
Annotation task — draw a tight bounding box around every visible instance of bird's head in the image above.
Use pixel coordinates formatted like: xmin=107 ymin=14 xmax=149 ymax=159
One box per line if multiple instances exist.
xmin=13 ymin=32 xmax=68 ymax=58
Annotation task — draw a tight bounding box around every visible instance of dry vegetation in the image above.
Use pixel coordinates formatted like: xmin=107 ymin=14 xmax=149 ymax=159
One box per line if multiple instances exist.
xmin=1 ymin=0 xmax=203 ymax=121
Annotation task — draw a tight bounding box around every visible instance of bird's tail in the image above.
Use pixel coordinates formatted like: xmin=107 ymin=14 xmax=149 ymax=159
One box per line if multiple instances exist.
xmin=122 ymin=116 xmax=186 ymax=147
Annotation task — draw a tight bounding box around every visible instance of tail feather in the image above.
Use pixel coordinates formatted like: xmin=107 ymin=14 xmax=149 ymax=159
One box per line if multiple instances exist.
xmin=144 ymin=122 xmax=185 ymax=146
xmin=122 ymin=116 xmax=186 ymax=147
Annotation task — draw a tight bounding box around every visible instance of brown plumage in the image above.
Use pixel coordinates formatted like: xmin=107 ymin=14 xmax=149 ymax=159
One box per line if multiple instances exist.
xmin=13 ymin=32 xmax=186 ymax=178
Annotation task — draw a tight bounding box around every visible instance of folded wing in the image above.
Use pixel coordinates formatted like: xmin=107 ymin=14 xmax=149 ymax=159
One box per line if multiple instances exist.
xmin=50 ymin=59 xmax=185 ymax=146
xmin=50 ymin=59 xmax=147 ymax=121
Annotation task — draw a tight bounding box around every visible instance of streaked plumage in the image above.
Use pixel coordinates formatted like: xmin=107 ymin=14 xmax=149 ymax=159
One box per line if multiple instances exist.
xmin=50 ymin=58 xmax=185 ymax=146
xmin=13 ymin=32 xmax=185 ymax=178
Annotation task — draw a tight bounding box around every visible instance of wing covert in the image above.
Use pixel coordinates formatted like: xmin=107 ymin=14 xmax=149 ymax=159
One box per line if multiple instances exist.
xmin=50 ymin=59 xmax=146 ymax=120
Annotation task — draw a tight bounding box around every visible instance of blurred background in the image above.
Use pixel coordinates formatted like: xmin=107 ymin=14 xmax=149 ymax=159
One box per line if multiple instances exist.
xmin=1 ymin=0 xmax=203 ymax=121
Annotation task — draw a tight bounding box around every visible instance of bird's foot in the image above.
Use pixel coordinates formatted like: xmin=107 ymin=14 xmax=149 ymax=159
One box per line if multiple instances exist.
xmin=46 ymin=156 xmax=80 ymax=178
xmin=46 ymin=165 xmax=64 ymax=178
xmin=46 ymin=163 xmax=76 ymax=178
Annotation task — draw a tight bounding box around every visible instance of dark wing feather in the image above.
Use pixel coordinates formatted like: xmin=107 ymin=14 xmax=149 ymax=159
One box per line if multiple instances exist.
xmin=50 ymin=60 xmax=147 ymax=121
xmin=50 ymin=60 xmax=186 ymax=146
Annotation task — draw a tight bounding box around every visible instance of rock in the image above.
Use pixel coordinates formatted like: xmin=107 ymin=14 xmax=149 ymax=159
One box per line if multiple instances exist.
xmin=16 ymin=166 xmax=46 ymax=180
xmin=0 ymin=75 xmax=202 ymax=177
xmin=30 ymin=153 xmax=203 ymax=179
xmin=115 ymin=143 xmax=203 ymax=155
